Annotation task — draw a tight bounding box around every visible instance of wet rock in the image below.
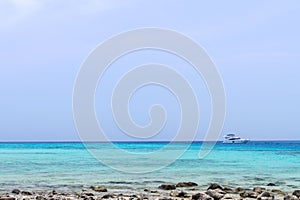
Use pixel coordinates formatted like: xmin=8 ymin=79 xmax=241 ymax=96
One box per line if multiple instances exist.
xmin=271 ymin=189 xmax=285 ymax=195
xmin=11 ymin=189 xmax=20 ymax=194
xmin=267 ymin=183 xmax=276 ymax=186
xmin=35 ymin=195 xmax=46 ymax=200
xmin=192 ymin=192 xmax=214 ymax=200
xmin=206 ymin=189 xmax=226 ymax=200
xmin=21 ymin=191 xmax=33 ymax=195
xmin=159 ymin=198 xmax=174 ymax=200
xmin=170 ymin=190 xmax=188 ymax=197
xmin=257 ymin=191 xmax=274 ymax=200
xmin=102 ymin=193 xmax=115 ymax=199
xmin=234 ymin=187 xmax=244 ymax=193
xmin=222 ymin=186 xmax=233 ymax=193
xmin=239 ymin=191 xmax=258 ymax=198
xmin=208 ymin=183 xmax=223 ymax=191
xmin=284 ymin=195 xmax=299 ymax=200
xmin=293 ymin=190 xmax=300 ymax=198
xmin=176 ymin=182 xmax=198 ymax=187
xmin=91 ymin=186 xmax=107 ymax=192
xmin=82 ymin=192 xmax=94 ymax=197
xmin=158 ymin=184 xmax=176 ymax=190
xmin=253 ymin=187 xmax=266 ymax=194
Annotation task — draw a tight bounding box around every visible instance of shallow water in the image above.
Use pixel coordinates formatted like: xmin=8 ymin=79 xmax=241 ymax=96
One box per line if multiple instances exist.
xmin=0 ymin=141 xmax=299 ymax=192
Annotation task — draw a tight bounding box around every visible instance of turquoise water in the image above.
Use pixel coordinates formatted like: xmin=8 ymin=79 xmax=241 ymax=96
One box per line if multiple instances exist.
xmin=0 ymin=142 xmax=299 ymax=192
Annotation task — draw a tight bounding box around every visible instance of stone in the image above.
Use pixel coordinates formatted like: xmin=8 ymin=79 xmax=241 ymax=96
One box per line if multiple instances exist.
xmin=21 ymin=191 xmax=33 ymax=195
xmin=91 ymin=186 xmax=107 ymax=192
xmin=234 ymin=187 xmax=244 ymax=193
xmin=220 ymin=194 xmax=237 ymax=200
xmin=222 ymin=186 xmax=233 ymax=193
xmin=293 ymin=190 xmax=300 ymax=198
xmin=170 ymin=190 xmax=187 ymax=197
xmin=239 ymin=191 xmax=258 ymax=198
xmin=284 ymin=195 xmax=299 ymax=200
xmin=208 ymin=183 xmax=223 ymax=190
xmin=206 ymin=189 xmax=225 ymax=200
xmin=192 ymin=192 xmax=214 ymax=200
xmin=158 ymin=184 xmax=176 ymax=190
xmin=257 ymin=191 xmax=274 ymax=200
xmin=176 ymin=182 xmax=198 ymax=187
xmin=253 ymin=187 xmax=266 ymax=194
xmin=0 ymin=198 xmax=16 ymax=200
xmin=11 ymin=189 xmax=20 ymax=194
xmin=267 ymin=183 xmax=276 ymax=186
xmin=102 ymin=193 xmax=115 ymax=199
xmin=271 ymin=189 xmax=285 ymax=195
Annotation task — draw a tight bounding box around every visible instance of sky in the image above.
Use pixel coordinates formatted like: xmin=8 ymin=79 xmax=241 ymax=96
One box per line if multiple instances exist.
xmin=0 ymin=0 xmax=299 ymax=141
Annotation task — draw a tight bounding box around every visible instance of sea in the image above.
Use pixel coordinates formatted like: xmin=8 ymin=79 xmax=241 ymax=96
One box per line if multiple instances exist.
xmin=0 ymin=141 xmax=299 ymax=193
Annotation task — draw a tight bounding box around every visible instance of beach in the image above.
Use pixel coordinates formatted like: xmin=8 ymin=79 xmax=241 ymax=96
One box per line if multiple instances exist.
xmin=0 ymin=142 xmax=299 ymax=200
xmin=0 ymin=182 xmax=299 ymax=200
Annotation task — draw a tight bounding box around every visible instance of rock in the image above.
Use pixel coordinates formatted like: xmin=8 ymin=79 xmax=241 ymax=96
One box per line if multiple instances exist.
xmin=267 ymin=183 xmax=276 ymax=186
xmin=192 ymin=192 xmax=214 ymax=200
xmin=170 ymin=190 xmax=187 ymax=197
xmin=35 ymin=196 xmax=46 ymax=200
xmin=81 ymin=192 xmax=94 ymax=197
xmin=257 ymin=191 xmax=274 ymax=200
xmin=0 ymin=198 xmax=16 ymax=200
xmin=222 ymin=186 xmax=233 ymax=193
xmin=234 ymin=187 xmax=244 ymax=193
xmin=206 ymin=189 xmax=226 ymax=200
xmin=102 ymin=193 xmax=115 ymax=199
xmin=220 ymin=194 xmax=237 ymax=200
xmin=21 ymin=191 xmax=33 ymax=195
xmin=271 ymin=189 xmax=285 ymax=195
xmin=284 ymin=195 xmax=299 ymax=200
xmin=158 ymin=184 xmax=176 ymax=190
xmin=293 ymin=190 xmax=300 ymax=198
xmin=254 ymin=177 xmax=264 ymax=181
xmin=239 ymin=191 xmax=258 ymax=198
xmin=159 ymin=198 xmax=174 ymax=200
xmin=253 ymin=187 xmax=266 ymax=194
xmin=176 ymin=182 xmax=198 ymax=187
xmin=91 ymin=186 xmax=107 ymax=192
xmin=208 ymin=183 xmax=223 ymax=190
xmin=11 ymin=189 xmax=20 ymax=194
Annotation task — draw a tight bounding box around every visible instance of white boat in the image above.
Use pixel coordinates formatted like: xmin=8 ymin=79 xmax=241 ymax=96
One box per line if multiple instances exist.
xmin=223 ymin=133 xmax=249 ymax=144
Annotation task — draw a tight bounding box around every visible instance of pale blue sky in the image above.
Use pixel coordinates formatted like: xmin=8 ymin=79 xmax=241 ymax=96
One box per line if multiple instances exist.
xmin=0 ymin=0 xmax=299 ymax=141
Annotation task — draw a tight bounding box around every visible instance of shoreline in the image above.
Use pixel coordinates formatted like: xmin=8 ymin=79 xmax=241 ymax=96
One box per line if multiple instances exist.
xmin=0 ymin=183 xmax=299 ymax=200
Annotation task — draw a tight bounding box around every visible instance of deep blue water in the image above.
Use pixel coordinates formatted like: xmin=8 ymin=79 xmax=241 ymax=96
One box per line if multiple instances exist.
xmin=0 ymin=141 xmax=299 ymax=192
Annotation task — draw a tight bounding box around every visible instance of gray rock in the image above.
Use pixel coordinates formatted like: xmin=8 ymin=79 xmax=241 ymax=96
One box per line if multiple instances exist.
xmin=158 ymin=184 xmax=176 ymax=190
xmin=206 ymin=189 xmax=225 ymax=200
xmin=176 ymin=182 xmax=198 ymax=187
xmin=293 ymin=190 xmax=300 ymax=198
xmin=220 ymin=194 xmax=237 ymax=200
xmin=267 ymin=183 xmax=276 ymax=186
xmin=239 ymin=191 xmax=258 ymax=198
xmin=0 ymin=198 xmax=16 ymax=200
xmin=222 ymin=186 xmax=233 ymax=193
xmin=257 ymin=191 xmax=274 ymax=200
xmin=284 ymin=195 xmax=299 ymax=200
xmin=11 ymin=189 xmax=20 ymax=194
xmin=21 ymin=191 xmax=33 ymax=195
xmin=208 ymin=184 xmax=223 ymax=191
xmin=234 ymin=187 xmax=244 ymax=193
xmin=253 ymin=187 xmax=266 ymax=194
xmin=192 ymin=192 xmax=214 ymax=200
xmin=102 ymin=193 xmax=115 ymax=199
xmin=170 ymin=190 xmax=187 ymax=197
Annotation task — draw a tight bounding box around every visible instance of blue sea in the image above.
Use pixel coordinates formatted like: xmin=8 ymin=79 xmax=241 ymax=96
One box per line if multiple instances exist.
xmin=0 ymin=141 xmax=299 ymax=193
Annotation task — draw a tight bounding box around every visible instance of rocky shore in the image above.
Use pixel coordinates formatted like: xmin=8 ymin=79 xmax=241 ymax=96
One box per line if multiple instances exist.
xmin=0 ymin=183 xmax=299 ymax=200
